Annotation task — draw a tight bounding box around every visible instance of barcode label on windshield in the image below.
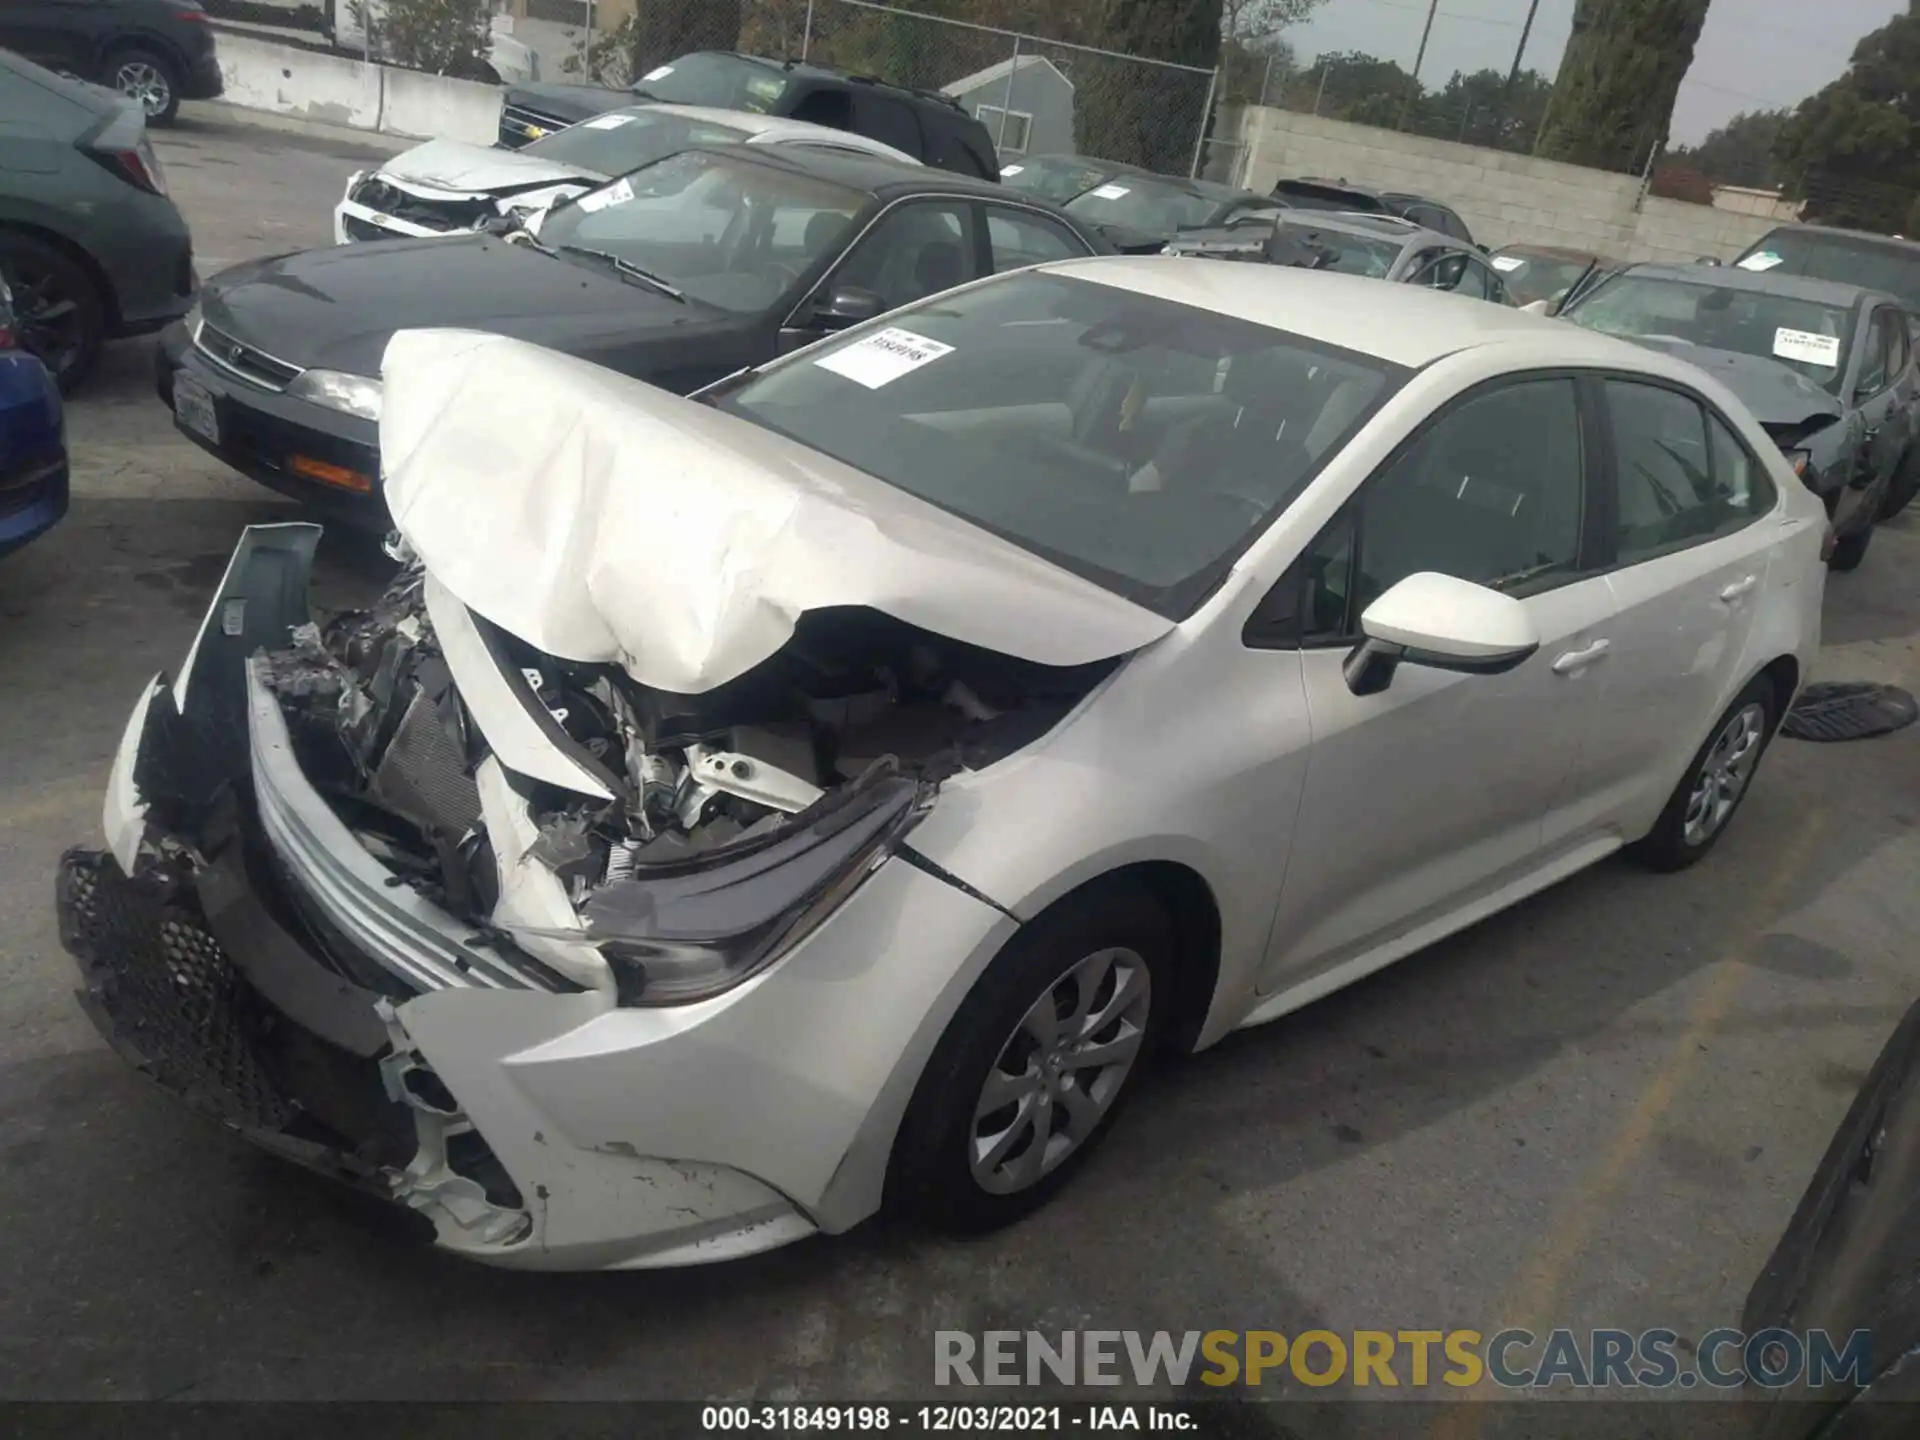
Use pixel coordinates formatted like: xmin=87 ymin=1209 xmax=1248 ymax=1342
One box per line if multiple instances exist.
xmin=1774 ymin=328 xmax=1841 ymax=367
xmin=813 ymin=327 xmax=955 ymax=388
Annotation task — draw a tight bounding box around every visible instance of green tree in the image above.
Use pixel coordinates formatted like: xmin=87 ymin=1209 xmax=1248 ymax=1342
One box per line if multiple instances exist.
xmin=1667 ymin=108 xmax=1789 ymax=189
xmin=353 ymin=0 xmax=492 ymax=77
xmin=1286 ymin=51 xmax=1420 ymax=129
xmin=1414 ymin=67 xmax=1554 ymax=152
xmin=1775 ymin=2 xmax=1920 ymax=232
xmin=1535 ymin=0 xmax=1711 ymax=174
xmin=1074 ymin=0 xmax=1226 ymax=171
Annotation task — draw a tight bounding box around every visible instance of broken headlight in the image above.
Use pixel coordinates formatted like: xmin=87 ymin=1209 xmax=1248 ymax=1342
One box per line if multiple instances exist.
xmin=288 ymin=368 xmax=384 ymax=422
xmin=581 ymin=770 xmax=926 ymax=1007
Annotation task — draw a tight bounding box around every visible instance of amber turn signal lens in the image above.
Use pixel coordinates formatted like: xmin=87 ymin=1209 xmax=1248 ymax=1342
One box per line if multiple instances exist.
xmin=289 ymin=454 xmax=372 ymax=493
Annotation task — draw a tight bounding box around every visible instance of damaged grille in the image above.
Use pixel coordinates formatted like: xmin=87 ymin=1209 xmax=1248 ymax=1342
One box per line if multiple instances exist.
xmin=58 ymin=851 xmax=294 ymax=1130
xmin=349 ymin=176 xmax=493 ymax=232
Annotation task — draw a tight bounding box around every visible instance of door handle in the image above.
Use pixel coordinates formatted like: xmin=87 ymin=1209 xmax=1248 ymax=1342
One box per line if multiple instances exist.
xmin=1719 ymin=575 xmax=1758 ymax=602
xmin=1552 ymin=639 xmax=1610 ymax=675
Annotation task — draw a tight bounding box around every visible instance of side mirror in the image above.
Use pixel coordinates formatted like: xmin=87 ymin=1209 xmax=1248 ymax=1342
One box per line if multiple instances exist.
xmin=1696 ymin=255 xmax=1722 ymax=266
xmin=813 ymin=284 xmax=886 ymax=332
xmin=1343 ymin=572 xmax=1540 ymax=696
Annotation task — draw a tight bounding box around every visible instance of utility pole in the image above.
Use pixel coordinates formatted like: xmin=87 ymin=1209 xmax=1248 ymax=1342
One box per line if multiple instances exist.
xmin=1499 ymin=0 xmax=1542 ymax=132
xmin=1398 ymin=0 xmax=1439 ymax=131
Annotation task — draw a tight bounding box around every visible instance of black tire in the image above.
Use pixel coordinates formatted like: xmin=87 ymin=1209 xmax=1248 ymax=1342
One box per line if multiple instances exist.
xmin=1830 ymin=523 xmax=1873 ymax=572
xmin=888 ymin=882 xmax=1172 ymax=1235
xmin=1626 ymin=673 xmax=1778 ymax=873
xmin=103 ymin=45 xmax=181 ymax=125
xmin=0 ymin=231 xmax=106 ymax=392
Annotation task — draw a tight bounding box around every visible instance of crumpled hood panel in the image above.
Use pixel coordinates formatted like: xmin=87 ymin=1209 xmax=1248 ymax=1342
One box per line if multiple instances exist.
xmin=380 ymin=139 xmax=601 ymax=195
xmin=379 ymin=330 xmax=1175 ymax=695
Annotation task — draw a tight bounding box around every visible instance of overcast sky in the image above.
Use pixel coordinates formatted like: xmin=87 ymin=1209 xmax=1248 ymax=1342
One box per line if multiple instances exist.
xmin=1281 ymin=0 xmax=1904 ymax=144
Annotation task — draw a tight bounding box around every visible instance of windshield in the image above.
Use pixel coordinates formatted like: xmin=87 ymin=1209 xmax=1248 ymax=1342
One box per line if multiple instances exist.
xmin=1278 ymin=224 xmax=1401 ymax=278
xmin=1737 ymin=230 xmax=1920 ymax=312
xmin=1493 ymin=253 xmax=1596 ymax=306
xmin=525 ymin=111 xmax=749 ymax=177
xmin=1064 ymin=177 xmax=1225 ymax=235
xmin=626 ymin=53 xmax=791 ymax=113
xmin=999 ymin=157 xmax=1116 ymax=203
xmin=719 ymin=271 xmax=1398 ymax=616
xmin=537 ymin=150 xmax=865 ymax=313
xmin=1564 ymin=275 xmax=1853 ymax=392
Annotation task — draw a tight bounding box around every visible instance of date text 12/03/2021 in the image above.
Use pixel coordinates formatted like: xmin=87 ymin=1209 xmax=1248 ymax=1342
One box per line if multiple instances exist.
xmin=701 ymin=1405 xmax=1198 ymax=1431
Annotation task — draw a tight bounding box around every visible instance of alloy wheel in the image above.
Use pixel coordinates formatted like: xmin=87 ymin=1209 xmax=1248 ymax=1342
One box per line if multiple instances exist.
xmin=113 ymin=59 xmax=172 ymax=118
xmin=8 ymin=259 xmax=85 ymax=382
xmin=1683 ymin=702 xmax=1766 ymax=847
xmin=969 ymin=946 xmax=1151 ymax=1195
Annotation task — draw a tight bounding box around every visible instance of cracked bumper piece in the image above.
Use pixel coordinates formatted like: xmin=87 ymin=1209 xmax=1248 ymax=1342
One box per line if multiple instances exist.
xmin=56 ymin=523 xmax=1014 ymax=1269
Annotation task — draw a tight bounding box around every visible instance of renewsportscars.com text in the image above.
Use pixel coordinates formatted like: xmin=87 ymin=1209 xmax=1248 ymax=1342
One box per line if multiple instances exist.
xmin=934 ymin=1328 xmax=1872 ymax=1391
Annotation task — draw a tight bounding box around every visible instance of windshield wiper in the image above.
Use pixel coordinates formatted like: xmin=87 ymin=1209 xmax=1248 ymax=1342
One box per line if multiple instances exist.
xmin=556 ymin=245 xmax=686 ymax=301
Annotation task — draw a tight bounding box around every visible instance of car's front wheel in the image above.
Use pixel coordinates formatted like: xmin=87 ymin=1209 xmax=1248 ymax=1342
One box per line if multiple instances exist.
xmin=106 ymin=47 xmax=181 ymax=125
xmin=1627 ymin=673 xmax=1778 ymax=872
xmin=890 ymin=882 xmax=1170 ymax=1234
xmin=1830 ymin=522 xmax=1873 ymax=572
xmin=0 ymin=231 xmax=106 ymax=392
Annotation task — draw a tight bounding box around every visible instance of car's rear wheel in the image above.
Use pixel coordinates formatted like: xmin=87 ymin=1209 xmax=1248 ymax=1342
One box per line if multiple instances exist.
xmin=889 ymin=882 xmax=1170 ymax=1234
xmin=106 ymin=47 xmax=181 ymax=125
xmin=1830 ymin=522 xmax=1873 ymax=572
xmin=1627 ymin=673 xmax=1777 ymax=873
xmin=0 ymin=232 xmax=105 ymax=392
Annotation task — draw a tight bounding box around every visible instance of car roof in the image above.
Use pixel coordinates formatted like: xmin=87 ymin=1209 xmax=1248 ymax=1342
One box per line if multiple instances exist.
xmin=1745 ymin=223 xmax=1920 ymax=255
xmin=700 ymin=50 xmax=972 ymax=116
xmin=1279 ymin=210 xmax=1452 ymax=248
xmin=1036 ymin=256 xmax=1657 ymax=368
xmin=687 ymin=141 xmax=1012 ymax=199
xmin=1619 ymin=261 xmax=1888 ymax=309
xmin=1495 ymin=242 xmax=1614 ymax=264
xmin=623 ymin=103 xmax=917 ymax=163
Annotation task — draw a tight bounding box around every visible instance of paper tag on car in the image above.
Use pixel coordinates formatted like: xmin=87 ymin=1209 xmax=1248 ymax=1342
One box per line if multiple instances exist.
xmin=1774 ymin=328 xmax=1841 ymax=366
xmin=1738 ymin=251 xmax=1783 ymax=271
xmin=1491 ymin=255 xmax=1525 ymax=272
xmin=1090 ymin=184 xmax=1131 ymax=200
xmin=584 ymin=113 xmax=633 ymax=129
xmin=643 ymin=65 xmax=675 ymax=81
xmin=813 ymin=328 xmax=954 ymax=388
xmin=999 ymin=164 xmax=1024 ymax=176
xmin=575 ymin=177 xmax=633 ymax=213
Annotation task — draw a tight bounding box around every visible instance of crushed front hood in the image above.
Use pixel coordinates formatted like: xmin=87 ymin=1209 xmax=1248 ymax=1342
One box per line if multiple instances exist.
xmin=1624 ymin=337 xmax=1844 ymax=433
xmin=379 ymin=330 xmax=1175 ymax=695
xmin=380 ymin=139 xmax=603 ymax=196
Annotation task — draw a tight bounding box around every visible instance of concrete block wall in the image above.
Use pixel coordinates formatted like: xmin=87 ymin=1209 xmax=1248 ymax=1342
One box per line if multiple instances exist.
xmin=1228 ymin=105 xmax=1782 ymax=262
xmin=215 ymin=32 xmax=500 ymax=145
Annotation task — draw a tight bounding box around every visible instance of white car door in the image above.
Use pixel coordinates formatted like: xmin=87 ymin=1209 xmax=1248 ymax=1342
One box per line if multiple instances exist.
xmin=1253 ymin=376 xmax=1620 ymax=993
xmin=1549 ymin=378 xmax=1782 ymax=844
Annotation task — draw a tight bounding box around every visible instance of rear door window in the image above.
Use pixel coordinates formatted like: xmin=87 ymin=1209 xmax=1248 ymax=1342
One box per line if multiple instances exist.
xmin=850 ymin=92 xmax=924 ymax=159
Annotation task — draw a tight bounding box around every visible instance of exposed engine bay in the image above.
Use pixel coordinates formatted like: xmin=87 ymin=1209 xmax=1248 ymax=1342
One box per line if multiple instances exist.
xmin=257 ymin=564 xmax=1118 ymax=979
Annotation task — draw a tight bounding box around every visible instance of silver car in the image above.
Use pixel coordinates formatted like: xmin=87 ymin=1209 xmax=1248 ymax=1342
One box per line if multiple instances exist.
xmin=1169 ymin=211 xmax=1514 ymax=304
xmin=63 ymin=260 xmax=1826 ymax=1269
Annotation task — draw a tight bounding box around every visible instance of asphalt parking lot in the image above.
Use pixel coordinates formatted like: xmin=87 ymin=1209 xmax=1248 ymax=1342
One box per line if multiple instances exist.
xmin=3 ymin=104 xmax=1920 ymax=1418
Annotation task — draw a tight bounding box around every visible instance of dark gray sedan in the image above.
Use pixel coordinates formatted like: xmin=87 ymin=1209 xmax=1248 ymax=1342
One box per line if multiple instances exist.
xmin=0 ymin=49 xmax=196 ymax=389
xmin=1560 ymin=264 xmax=1917 ymax=570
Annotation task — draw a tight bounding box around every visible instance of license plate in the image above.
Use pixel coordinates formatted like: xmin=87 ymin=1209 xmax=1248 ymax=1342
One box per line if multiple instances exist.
xmin=174 ymin=375 xmax=218 ymax=445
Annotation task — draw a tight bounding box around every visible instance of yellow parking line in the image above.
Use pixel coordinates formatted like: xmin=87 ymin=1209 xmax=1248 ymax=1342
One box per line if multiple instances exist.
xmin=1431 ymin=811 xmax=1826 ymax=1433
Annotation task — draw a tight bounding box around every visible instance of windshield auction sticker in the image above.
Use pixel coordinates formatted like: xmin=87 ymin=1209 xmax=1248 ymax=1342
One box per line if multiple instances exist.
xmin=814 ymin=328 xmax=955 ymax=388
xmin=1090 ymin=184 xmax=1132 ymax=200
xmin=575 ymin=177 xmax=633 ymax=213
xmin=583 ymin=113 xmax=634 ymax=129
xmin=1738 ymin=251 xmax=1784 ymax=271
xmin=1491 ymin=255 xmax=1525 ymax=271
xmin=1774 ymin=327 xmax=1842 ymax=366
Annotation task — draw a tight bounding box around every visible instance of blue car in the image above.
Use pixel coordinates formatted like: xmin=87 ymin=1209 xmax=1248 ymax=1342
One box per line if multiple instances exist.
xmin=0 ymin=274 xmax=68 ymax=559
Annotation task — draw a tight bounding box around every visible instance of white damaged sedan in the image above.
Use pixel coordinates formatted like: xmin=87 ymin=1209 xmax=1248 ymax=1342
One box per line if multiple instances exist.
xmin=61 ymin=260 xmax=1827 ymax=1270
